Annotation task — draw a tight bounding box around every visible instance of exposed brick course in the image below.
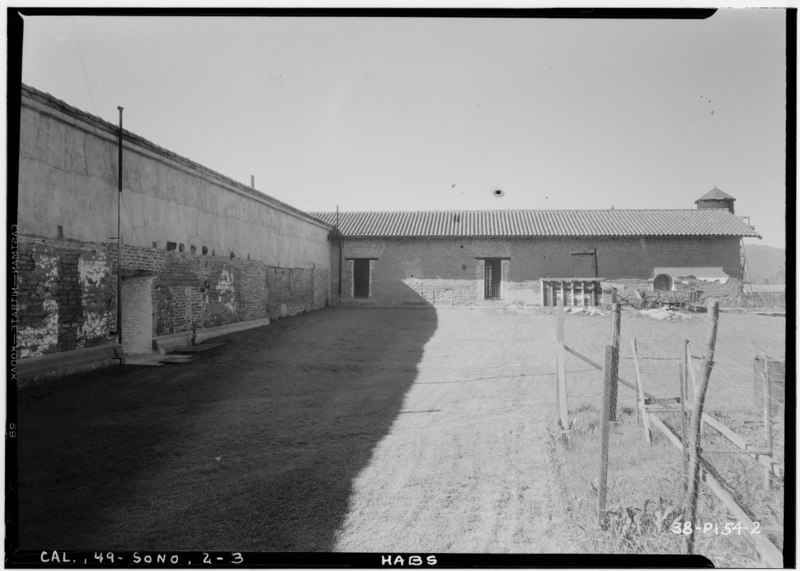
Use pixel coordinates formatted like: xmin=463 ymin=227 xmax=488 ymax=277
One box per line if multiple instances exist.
xmin=15 ymin=235 xmax=330 ymax=358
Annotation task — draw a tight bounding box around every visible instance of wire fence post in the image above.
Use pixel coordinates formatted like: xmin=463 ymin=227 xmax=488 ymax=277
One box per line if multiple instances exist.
xmin=682 ymin=299 xmax=720 ymax=555
xmin=684 ymin=339 xmax=695 ymax=396
xmin=598 ymin=344 xmax=616 ymax=526
xmin=555 ymin=298 xmax=569 ymax=437
xmin=678 ymin=362 xmax=688 ymax=491
xmin=608 ymin=302 xmax=621 ymax=421
xmin=631 ymin=338 xmax=651 ymax=445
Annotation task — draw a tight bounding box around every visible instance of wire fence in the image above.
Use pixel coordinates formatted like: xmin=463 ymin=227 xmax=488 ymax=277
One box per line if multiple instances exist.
xmin=558 ymin=307 xmax=785 ymax=417
xmin=555 ymin=302 xmax=786 ymax=566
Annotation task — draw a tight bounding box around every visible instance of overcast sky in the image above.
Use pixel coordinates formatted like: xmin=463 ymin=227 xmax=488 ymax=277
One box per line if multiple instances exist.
xmin=19 ymin=9 xmax=787 ymax=248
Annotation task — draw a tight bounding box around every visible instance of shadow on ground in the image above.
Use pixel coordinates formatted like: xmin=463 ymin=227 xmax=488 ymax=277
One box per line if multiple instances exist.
xmin=15 ymin=306 xmax=438 ymax=551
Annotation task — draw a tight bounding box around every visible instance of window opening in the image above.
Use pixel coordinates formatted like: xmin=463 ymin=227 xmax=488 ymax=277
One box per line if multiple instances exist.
xmin=653 ymin=273 xmax=673 ymax=291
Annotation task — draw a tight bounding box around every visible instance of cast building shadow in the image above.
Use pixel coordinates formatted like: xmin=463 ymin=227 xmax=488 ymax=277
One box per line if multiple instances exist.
xmin=14 ymin=296 xmax=437 ymax=552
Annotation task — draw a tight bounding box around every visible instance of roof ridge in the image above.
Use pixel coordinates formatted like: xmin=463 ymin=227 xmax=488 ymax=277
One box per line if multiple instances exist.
xmin=311 ymin=209 xmax=760 ymax=239
xmin=311 ymin=208 xmax=716 ymax=214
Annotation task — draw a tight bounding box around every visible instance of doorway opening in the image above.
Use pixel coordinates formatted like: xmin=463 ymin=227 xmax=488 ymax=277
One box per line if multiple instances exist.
xmin=353 ymin=259 xmax=371 ymax=298
xmin=484 ymin=259 xmax=502 ymax=299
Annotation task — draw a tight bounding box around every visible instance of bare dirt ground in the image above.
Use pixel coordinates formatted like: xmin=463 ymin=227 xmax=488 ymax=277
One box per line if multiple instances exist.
xmin=14 ymin=306 xmax=785 ymax=553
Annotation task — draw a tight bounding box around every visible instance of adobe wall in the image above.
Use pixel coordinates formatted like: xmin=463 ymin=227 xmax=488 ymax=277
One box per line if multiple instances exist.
xmin=337 ymin=236 xmax=743 ymax=306
xmin=15 ymin=86 xmax=332 ymax=360
xmin=18 ymin=87 xmax=331 ymax=267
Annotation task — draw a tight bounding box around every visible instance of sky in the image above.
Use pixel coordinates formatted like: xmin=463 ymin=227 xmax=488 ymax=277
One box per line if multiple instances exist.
xmin=17 ymin=9 xmax=788 ymax=248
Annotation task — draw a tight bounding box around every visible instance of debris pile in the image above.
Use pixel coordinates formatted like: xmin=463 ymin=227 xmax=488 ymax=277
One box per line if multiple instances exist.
xmin=563 ymin=306 xmax=606 ymax=317
xmin=638 ymin=307 xmax=694 ymax=321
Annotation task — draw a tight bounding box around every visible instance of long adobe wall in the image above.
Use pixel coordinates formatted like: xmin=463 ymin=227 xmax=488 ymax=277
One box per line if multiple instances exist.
xmin=335 ymin=236 xmax=743 ymax=307
xmin=15 ymin=86 xmax=332 ymax=364
xmin=18 ymin=85 xmax=331 ymax=266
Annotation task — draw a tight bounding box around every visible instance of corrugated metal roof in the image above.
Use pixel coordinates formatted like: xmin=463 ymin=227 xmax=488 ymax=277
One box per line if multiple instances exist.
xmin=310 ymin=209 xmax=760 ymax=238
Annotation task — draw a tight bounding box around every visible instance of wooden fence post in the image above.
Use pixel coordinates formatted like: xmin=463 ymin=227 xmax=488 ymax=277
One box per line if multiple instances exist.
xmin=678 ymin=363 xmax=688 ymax=491
xmin=555 ymin=298 xmax=569 ymax=434
xmin=682 ymin=299 xmax=720 ymax=555
xmin=598 ymin=344 xmax=615 ymax=525
xmin=762 ymin=354 xmax=774 ymax=490
xmin=631 ymin=338 xmax=651 ymax=445
xmin=608 ymin=302 xmax=621 ymax=421
xmin=686 ymin=341 xmax=698 ymax=397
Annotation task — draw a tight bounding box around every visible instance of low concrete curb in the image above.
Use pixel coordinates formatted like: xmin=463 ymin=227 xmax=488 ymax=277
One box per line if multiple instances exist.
xmin=153 ymin=317 xmax=271 ymax=354
xmin=17 ymin=342 xmax=125 ymax=384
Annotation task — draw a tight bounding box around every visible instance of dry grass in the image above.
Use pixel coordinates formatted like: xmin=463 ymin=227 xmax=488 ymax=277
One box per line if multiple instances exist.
xmin=547 ymin=404 xmax=783 ymax=567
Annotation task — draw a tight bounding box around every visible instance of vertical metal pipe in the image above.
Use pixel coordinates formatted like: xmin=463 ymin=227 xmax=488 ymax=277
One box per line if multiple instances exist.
xmin=336 ymin=205 xmax=342 ymax=299
xmin=117 ymin=106 xmax=124 ymax=346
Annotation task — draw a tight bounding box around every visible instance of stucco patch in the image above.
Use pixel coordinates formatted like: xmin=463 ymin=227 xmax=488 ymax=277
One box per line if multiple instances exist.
xmin=217 ymin=268 xmax=237 ymax=313
xmin=78 ymin=252 xmax=109 ymax=285
xmin=18 ymin=248 xmax=59 ymax=357
xmin=77 ymin=250 xmax=115 ymax=348
xmin=79 ymin=312 xmax=111 ymax=346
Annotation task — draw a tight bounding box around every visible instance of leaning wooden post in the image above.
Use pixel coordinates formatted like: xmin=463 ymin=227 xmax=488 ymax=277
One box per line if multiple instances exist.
xmin=631 ymin=338 xmax=651 ymax=445
xmin=598 ymin=344 xmax=616 ymax=526
xmin=762 ymin=354 xmax=774 ymax=490
xmin=686 ymin=341 xmax=698 ymax=397
xmin=555 ymin=298 xmax=569 ymax=435
xmin=608 ymin=301 xmax=621 ymax=421
xmin=682 ymin=299 xmax=720 ymax=555
xmin=678 ymin=363 xmax=688 ymax=491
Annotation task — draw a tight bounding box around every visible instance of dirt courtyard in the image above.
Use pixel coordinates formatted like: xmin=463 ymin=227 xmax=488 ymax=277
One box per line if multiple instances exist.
xmin=14 ymin=306 xmax=785 ymax=553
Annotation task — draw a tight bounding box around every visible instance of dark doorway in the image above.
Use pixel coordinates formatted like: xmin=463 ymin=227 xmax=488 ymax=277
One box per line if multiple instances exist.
xmin=354 ymin=259 xmax=370 ymax=298
xmin=484 ymin=259 xmax=502 ymax=299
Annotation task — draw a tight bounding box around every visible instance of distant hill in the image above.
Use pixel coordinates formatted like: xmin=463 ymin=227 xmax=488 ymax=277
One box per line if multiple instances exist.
xmin=744 ymin=244 xmax=786 ymax=284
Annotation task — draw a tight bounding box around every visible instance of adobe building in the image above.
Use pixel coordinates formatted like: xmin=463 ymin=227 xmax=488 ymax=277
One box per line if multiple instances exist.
xmin=13 ymin=83 xmax=761 ymax=380
xmin=14 ymin=85 xmax=333 ymax=378
xmin=312 ymin=200 xmax=759 ymax=307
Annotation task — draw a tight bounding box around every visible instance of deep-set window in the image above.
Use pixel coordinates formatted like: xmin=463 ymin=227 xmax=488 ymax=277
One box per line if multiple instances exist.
xmin=353 ymin=259 xmax=371 ymax=298
xmin=653 ymin=273 xmax=673 ymax=292
xmin=484 ymin=259 xmax=502 ymax=299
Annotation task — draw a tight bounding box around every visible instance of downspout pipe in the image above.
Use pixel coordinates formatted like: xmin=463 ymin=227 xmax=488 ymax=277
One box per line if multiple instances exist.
xmin=336 ymin=206 xmax=342 ymax=299
xmin=116 ymin=106 xmax=123 ymax=346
